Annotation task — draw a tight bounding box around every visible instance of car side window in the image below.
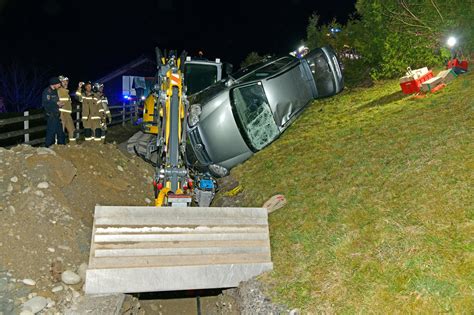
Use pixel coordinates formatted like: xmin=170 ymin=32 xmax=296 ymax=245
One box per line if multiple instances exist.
xmin=231 ymin=83 xmax=279 ymax=150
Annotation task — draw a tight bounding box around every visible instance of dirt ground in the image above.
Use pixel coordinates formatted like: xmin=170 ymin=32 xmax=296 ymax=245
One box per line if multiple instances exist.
xmin=0 ymin=126 xmax=291 ymax=314
xmin=0 ymin=142 xmax=155 ymax=313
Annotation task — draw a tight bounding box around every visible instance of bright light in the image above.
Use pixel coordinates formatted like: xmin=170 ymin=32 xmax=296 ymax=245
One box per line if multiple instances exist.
xmin=447 ymin=36 xmax=457 ymax=47
xmin=298 ymin=45 xmax=305 ymax=52
xmin=141 ymin=96 xmax=146 ymax=100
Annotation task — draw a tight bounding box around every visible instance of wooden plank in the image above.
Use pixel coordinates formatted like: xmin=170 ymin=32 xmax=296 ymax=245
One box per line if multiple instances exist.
xmin=0 ymin=113 xmax=45 ymax=126
xmin=85 ymin=263 xmax=273 ymax=294
xmin=90 ymin=253 xmax=271 ymax=269
xmin=0 ymin=125 xmax=46 ymax=140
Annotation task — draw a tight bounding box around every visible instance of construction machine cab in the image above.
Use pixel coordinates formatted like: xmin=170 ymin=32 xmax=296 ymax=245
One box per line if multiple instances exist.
xmin=184 ymin=56 xmax=233 ymax=95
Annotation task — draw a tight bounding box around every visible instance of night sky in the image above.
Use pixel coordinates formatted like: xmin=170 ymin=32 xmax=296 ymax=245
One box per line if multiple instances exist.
xmin=0 ymin=0 xmax=356 ymax=82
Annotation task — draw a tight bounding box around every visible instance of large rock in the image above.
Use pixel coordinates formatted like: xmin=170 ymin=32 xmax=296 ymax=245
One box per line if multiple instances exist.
xmin=62 ymin=270 xmax=82 ymax=285
xmin=22 ymin=296 xmax=48 ymax=313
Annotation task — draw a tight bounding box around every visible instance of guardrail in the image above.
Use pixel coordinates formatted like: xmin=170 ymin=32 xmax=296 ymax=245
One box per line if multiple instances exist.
xmin=0 ymin=102 xmax=139 ymax=147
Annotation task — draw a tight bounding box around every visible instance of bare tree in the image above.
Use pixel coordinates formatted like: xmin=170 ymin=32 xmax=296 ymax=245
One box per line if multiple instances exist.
xmin=0 ymin=60 xmax=50 ymax=112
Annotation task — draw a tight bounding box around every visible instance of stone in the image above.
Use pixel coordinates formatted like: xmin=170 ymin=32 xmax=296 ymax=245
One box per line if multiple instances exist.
xmin=20 ymin=310 xmax=34 ymax=315
xmin=145 ymin=198 xmax=152 ymax=204
xmin=21 ymin=279 xmax=36 ymax=286
xmin=10 ymin=176 xmax=18 ymax=183
xmin=61 ymin=270 xmax=81 ymax=285
xmin=47 ymin=248 xmax=55 ymax=253
xmin=7 ymin=184 xmax=13 ymax=192
xmin=117 ymin=165 xmax=124 ymax=172
xmin=34 ymin=190 xmax=44 ymax=197
xmin=52 ymin=285 xmax=63 ymax=293
xmin=22 ymin=296 xmax=47 ymax=313
xmin=37 ymin=182 xmax=49 ymax=189
xmin=36 ymin=148 xmax=56 ymax=155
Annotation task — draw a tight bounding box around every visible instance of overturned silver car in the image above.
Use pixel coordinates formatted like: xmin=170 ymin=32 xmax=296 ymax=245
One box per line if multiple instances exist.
xmin=186 ymin=46 xmax=344 ymax=177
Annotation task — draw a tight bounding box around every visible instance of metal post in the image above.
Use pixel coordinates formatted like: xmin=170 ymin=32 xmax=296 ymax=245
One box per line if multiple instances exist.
xmin=24 ymin=111 xmax=29 ymax=143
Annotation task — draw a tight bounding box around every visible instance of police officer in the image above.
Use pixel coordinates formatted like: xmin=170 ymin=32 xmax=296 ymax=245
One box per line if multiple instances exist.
xmin=57 ymin=75 xmax=76 ymax=143
xmin=76 ymin=81 xmax=100 ymax=142
xmin=93 ymin=82 xmax=112 ymax=143
xmin=42 ymin=77 xmax=66 ymax=147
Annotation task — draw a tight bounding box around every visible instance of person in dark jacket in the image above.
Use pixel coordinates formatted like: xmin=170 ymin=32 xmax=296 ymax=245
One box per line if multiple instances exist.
xmin=42 ymin=77 xmax=66 ymax=147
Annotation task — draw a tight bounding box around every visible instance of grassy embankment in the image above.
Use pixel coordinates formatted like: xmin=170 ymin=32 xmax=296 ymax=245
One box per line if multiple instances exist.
xmin=230 ymin=71 xmax=473 ymax=313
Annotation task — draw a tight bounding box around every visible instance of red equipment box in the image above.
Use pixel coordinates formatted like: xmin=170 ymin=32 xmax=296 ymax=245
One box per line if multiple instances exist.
xmin=447 ymin=58 xmax=469 ymax=72
xmin=400 ymin=70 xmax=434 ymax=94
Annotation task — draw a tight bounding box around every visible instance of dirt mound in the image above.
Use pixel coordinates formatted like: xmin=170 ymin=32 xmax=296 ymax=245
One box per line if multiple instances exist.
xmin=0 ymin=142 xmax=154 ymax=313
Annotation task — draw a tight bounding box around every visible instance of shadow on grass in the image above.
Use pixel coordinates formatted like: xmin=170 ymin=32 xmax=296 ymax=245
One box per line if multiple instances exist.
xmin=357 ymin=91 xmax=408 ymax=111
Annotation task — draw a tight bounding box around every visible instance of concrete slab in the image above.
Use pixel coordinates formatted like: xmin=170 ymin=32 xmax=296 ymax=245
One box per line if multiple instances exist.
xmin=85 ymin=206 xmax=273 ymax=294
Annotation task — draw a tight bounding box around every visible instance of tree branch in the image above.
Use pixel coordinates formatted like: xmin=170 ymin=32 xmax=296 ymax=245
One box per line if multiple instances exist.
xmin=430 ymin=0 xmax=444 ymax=22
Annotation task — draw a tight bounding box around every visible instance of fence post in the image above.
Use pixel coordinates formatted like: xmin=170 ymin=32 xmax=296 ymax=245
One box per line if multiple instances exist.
xmin=122 ymin=102 xmax=125 ymax=126
xmin=24 ymin=111 xmax=29 ymax=143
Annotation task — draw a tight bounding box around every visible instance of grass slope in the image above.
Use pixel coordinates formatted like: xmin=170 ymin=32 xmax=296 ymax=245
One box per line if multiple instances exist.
xmin=230 ymin=71 xmax=473 ymax=313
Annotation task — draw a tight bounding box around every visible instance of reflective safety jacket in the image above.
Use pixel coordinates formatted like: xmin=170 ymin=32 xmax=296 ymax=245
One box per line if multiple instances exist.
xmin=94 ymin=92 xmax=112 ymax=121
xmin=57 ymin=87 xmax=72 ymax=114
xmin=76 ymin=88 xmax=100 ymax=123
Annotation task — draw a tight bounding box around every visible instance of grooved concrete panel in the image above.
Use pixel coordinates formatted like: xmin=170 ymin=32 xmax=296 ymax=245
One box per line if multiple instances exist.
xmin=85 ymin=206 xmax=273 ymax=294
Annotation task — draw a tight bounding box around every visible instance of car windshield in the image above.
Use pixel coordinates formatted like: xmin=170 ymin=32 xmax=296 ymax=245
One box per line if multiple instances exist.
xmin=232 ymin=57 xmax=295 ymax=82
xmin=184 ymin=63 xmax=218 ymax=95
xmin=230 ymin=83 xmax=279 ymax=150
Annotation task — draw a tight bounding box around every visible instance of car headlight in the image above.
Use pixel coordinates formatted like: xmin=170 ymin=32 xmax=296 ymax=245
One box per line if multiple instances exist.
xmin=209 ymin=164 xmax=229 ymax=177
xmin=188 ymin=104 xmax=202 ymax=127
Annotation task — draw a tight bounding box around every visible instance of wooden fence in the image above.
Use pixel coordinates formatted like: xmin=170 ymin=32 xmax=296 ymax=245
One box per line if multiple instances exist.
xmin=0 ymin=103 xmax=139 ymax=147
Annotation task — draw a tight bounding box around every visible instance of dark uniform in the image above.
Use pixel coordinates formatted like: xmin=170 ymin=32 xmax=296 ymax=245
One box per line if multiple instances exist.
xmin=42 ymin=83 xmax=66 ymax=147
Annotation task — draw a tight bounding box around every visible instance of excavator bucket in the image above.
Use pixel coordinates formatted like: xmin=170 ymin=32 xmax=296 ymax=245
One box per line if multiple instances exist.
xmin=85 ymin=206 xmax=272 ymax=294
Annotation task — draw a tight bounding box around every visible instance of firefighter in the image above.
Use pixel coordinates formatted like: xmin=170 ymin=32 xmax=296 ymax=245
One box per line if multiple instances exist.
xmin=57 ymin=75 xmax=76 ymax=143
xmin=93 ymin=82 xmax=112 ymax=143
xmin=76 ymin=81 xmax=101 ymax=142
xmin=42 ymin=77 xmax=66 ymax=147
